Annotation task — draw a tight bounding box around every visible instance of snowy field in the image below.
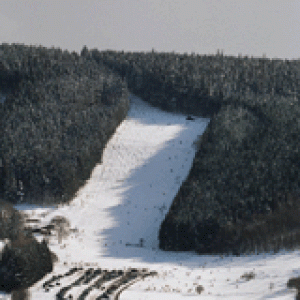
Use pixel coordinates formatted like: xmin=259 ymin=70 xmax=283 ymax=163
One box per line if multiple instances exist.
xmin=1 ymin=94 xmax=299 ymax=299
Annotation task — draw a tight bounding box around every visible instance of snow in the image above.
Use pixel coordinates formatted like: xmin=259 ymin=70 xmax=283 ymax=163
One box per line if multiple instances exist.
xmin=3 ymin=94 xmax=298 ymax=299
xmin=0 ymin=292 xmax=10 ymax=300
xmin=0 ymin=239 xmax=10 ymax=254
xmin=0 ymin=240 xmax=7 ymax=254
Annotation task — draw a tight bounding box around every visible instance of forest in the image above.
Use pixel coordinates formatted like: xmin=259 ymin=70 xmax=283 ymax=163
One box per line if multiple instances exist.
xmin=1 ymin=43 xmax=300 ymax=261
xmin=0 ymin=44 xmax=129 ymax=205
xmin=94 ymin=49 xmax=300 ymax=254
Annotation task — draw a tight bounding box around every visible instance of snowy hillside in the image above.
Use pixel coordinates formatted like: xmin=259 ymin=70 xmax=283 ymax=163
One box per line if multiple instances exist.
xmin=3 ymin=94 xmax=299 ymax=299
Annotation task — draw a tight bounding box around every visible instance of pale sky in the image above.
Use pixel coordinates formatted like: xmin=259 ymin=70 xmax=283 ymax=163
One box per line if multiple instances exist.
xmin=0 ymin=0 xmax=299 ymax=59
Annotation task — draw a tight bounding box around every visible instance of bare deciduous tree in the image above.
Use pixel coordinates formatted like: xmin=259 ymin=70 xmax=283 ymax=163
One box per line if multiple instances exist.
xmin=49 ymin=216 xmax=70 ymax=244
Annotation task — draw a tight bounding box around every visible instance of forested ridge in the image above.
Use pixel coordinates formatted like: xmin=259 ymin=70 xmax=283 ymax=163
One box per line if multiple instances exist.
xmin=92 ymin=49 xmax=300 ymax=115
xmin=0 ymin=44 xmax=130 ymax=293
xmin=2 ymin=44 xmax=300 ymax=256
xmin=0 ymin=44 xmax=129 ymax=205
xmin=94 ymin=49 xmax=300 ymax=254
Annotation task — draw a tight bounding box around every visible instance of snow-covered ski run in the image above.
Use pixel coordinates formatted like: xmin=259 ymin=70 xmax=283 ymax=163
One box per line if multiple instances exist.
xmin=1 ymin=94 xmax=299 ymax=299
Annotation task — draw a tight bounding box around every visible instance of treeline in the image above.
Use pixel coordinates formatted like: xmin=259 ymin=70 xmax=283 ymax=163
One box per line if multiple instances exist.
xmin=0 ymin=44 xmax=129 ymax=204
xmin=91 ymin=49 xmax=300 ymax=116
xmin=94 ymin=49 xmax=300 ymax=254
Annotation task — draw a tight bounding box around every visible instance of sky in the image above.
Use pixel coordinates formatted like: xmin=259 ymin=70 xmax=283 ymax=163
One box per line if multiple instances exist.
xmin=0 ymin=0 xmax=299 ymax=59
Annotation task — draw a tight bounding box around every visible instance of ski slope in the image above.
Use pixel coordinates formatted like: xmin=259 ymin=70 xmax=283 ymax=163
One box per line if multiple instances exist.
xmin=2 ymin=94 xmax=299 ymax=299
